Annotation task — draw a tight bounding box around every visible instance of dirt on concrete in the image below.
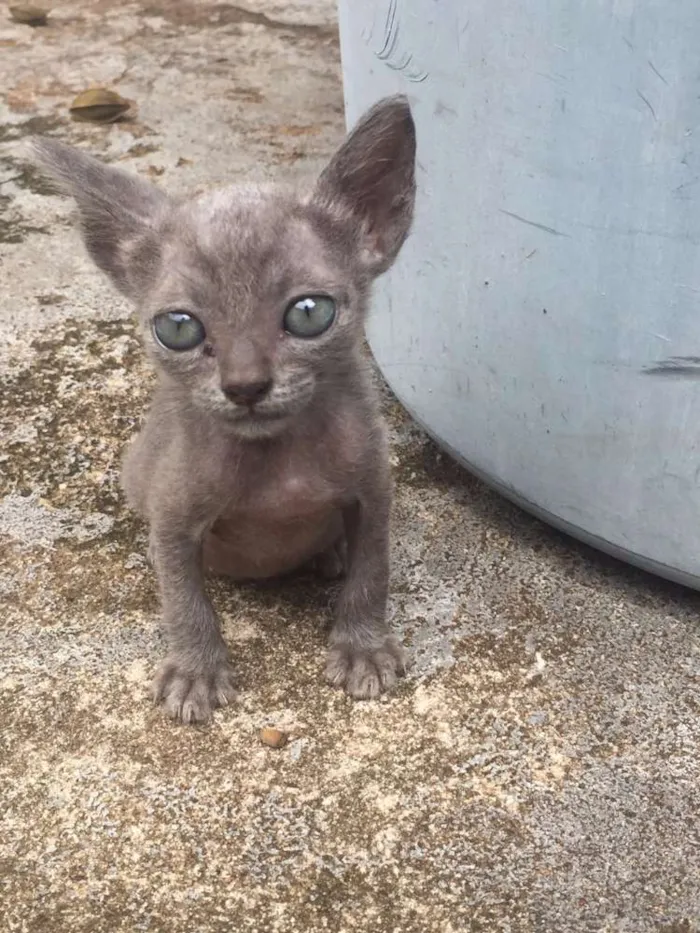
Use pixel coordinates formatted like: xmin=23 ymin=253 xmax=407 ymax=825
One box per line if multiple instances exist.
xmin=1 ymin=2 xmax=699 ymax=932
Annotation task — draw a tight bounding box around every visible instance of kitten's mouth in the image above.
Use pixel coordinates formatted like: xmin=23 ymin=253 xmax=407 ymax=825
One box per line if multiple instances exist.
xmin=223 ymin=404 xmax=295 ymax=436
xmin=235 ymin=406 xmax=288 ymax=421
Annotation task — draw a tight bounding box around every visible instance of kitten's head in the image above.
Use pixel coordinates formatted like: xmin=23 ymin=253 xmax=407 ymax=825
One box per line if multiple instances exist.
xmin=30 ymin=96 xmax=416 ymax=439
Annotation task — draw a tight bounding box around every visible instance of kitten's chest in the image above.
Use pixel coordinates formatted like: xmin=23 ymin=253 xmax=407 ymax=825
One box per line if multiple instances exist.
xmin=224 ymin=440 xmax=348 ymax=522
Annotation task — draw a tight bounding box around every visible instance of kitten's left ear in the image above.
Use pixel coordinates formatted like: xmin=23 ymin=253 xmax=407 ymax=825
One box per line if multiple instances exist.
xmin=312 ymin=95 xmax=417 ymax=276
xmin=28 ymin=137 xmax=170 ymax=299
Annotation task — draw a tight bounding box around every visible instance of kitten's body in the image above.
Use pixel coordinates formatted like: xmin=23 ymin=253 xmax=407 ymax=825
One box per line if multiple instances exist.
xmin=124 ymin=368 xmax=378 ymax=581
xmin=31 ymin=97 xmax=416 ymax=723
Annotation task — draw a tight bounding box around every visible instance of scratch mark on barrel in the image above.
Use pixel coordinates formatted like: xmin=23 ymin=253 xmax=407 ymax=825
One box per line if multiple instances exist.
xmin=373 ymin=0 xmax=428 ymax=82
xmin=648 ymin=60 xmax=668 ymax=85
xmin=500 ymin=209 xmax=570 ymax=238
xmin=636 ymin=89 xmax=657 ymax=121
xmin=643 ymin=356 xmax=700 ymax=377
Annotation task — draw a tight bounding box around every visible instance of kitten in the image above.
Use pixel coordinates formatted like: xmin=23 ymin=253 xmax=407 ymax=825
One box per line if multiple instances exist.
xmin=30 ymin=96 xmax=417 ymax=723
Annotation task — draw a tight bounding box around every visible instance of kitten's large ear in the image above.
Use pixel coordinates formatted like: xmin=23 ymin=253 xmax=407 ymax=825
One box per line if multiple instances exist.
xmin=312 ymin=95 xmax=416 ymax=276
xmin=29 ymin=137 xmax=169 ymax=298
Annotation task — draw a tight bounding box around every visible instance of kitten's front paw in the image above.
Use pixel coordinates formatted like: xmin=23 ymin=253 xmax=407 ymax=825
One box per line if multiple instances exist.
xmin=152 ymin=652 xmax=237 ymax=723
xmin=325 ymin=635 xmax=406 ymax=699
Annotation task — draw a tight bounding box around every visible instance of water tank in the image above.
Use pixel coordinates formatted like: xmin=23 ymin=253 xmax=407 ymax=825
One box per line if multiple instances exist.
xmin=338 ymin=0 xmax=700 ymax=588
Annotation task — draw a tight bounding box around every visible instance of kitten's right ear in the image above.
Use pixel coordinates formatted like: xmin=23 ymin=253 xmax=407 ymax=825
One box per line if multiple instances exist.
xmin=312 ymin=95 xmax=417 ymax=277
xmin=29 ymin=137 xmax=169 ymax=298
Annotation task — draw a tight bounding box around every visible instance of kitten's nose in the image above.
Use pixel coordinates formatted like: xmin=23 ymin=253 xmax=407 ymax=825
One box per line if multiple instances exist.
xmin=222 ymin=379 xmax=273 ymax=405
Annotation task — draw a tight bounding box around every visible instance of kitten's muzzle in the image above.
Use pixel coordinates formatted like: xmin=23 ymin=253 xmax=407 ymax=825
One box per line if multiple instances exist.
xmin=222 ymin=378 xmax=273 ymax=405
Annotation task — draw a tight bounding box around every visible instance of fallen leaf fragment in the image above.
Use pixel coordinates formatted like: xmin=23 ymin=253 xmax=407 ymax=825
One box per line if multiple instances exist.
xmin=9 ymin=5 xmax=48 ymax=26
xmin=69 ymin=88 xmax=131 ymax=124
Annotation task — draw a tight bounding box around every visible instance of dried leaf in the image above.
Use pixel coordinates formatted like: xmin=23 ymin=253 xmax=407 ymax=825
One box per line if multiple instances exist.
xmin=69 ymin=88 xmax=131 ymax=124
xmin=9 ymin=5 xmax=48 ymax=25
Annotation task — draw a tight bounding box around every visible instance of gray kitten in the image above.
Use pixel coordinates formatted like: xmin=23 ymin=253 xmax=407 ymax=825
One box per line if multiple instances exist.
xmin=30 ymin=95 xmax=416 ymax=723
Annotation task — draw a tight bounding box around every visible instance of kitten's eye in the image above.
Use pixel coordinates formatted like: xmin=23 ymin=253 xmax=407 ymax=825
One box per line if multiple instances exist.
xmin=283 ymin=296 xmax=336 ymax=338
xmin=152 ymin=311 xmax=206 ymax=351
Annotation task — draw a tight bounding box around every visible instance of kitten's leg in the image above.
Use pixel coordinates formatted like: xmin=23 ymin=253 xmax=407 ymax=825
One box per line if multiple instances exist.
xmin=313 ymin=536 xmax=347 ymax=581
xmin=150 ymin=522 xmax=236 ymax=723
xmin=325 ymin=480 xmax=406 ymax=699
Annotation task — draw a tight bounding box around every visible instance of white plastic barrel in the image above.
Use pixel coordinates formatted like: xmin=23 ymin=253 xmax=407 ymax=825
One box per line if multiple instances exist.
xmin=339 ymin=0 xmax=700 ymax=587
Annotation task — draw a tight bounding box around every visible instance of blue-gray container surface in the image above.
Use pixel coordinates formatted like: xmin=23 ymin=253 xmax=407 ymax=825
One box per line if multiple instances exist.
xmin=338 ymin=0 xmax=700 ymax=589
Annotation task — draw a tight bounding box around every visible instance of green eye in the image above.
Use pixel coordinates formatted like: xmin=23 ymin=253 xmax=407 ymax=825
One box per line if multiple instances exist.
xmin=152 ymin=311 xmax=206 ymax=351
xmin=283 ymin=295 xmax=336 ymax=338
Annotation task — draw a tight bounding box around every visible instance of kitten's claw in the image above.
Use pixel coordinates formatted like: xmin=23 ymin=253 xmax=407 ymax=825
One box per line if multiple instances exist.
xmin=325 ymin=635 xmax=406 ymax=699
xmin=151 ymin=653 xmax=237 ymax=723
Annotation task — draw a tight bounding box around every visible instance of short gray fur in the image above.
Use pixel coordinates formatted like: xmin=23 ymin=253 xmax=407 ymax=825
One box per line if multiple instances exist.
xmin=29 ymin=96 xmax=416 ymax=723
xmin=339 ymin=0 xmax=700 ymax=587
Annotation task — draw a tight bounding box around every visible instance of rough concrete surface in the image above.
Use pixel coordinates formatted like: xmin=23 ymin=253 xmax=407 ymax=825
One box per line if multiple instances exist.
xmin=1 ymin=2 xmax=699 ymax=931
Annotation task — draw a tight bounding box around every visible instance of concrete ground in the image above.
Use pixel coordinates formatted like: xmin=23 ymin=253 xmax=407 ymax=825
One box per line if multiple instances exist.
xmin=1 ymin=1 xmax=699 ymax=931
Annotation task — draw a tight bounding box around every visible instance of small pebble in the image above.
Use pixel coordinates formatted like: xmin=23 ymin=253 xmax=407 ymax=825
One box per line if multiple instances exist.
xmin=260 ymin=727 xmax=288 ymax=749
